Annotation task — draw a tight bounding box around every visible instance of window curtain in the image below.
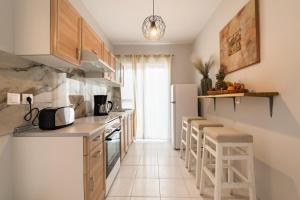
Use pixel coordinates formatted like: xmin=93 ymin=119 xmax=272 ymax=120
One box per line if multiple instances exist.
xmin=120 ymin=55 xmax=172 ymax=140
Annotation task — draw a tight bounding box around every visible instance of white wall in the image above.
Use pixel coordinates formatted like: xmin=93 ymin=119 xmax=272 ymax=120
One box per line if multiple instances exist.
xmin=0 ymin=0 xmax=14 ymax=53
xmin=0 ymin=135 xmax=12 ymax=200
xmin=114 ymin=44 xmax=196 ymax=84
xmin=193 ymin=0 xmax=300 ymax=199
xmin=0 ymin=0 xmax=14 ymax=198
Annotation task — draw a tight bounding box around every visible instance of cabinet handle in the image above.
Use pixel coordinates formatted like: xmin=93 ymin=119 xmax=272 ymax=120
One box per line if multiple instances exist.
xmin=76 ymin=48 xmax=81 ymax=60
xmin=89 ymin=177 xmax=94 ymax=192
xmin=93 ymin=150 xmax=102 ymax=158
xmin=93 ymin=135 xmax=101 ymax=142
xmin=92 ymin=49 xmax=97 ymax=55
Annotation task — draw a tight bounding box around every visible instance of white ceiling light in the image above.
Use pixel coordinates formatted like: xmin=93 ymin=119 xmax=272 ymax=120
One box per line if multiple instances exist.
xmin=142 ymin=0 xmax=166 ymax=41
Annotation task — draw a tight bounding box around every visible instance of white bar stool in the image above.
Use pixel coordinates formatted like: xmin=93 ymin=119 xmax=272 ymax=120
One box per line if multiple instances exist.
xmin=187 ymin=120 xmax=223 ymax=187
xmin=200 ymin=127 xmax=256 ymax=200
xmin=180 ymin=116 xmax=205 ymax=168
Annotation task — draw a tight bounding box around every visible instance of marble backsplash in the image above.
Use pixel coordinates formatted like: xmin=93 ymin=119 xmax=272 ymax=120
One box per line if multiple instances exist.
xmin=0 ymin=51 xmax=122 ymax=136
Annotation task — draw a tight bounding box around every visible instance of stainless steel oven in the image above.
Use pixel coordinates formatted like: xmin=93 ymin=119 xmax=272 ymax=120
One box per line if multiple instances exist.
xmin=105 ymin=117 xmax=121 ymax=195
xmin=105 ymin=128 xmax=120 ymax=177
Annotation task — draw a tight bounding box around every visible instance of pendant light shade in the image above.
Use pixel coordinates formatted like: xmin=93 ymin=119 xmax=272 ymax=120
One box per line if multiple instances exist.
xmin=142 ymin=0 xmax=166 ymax=40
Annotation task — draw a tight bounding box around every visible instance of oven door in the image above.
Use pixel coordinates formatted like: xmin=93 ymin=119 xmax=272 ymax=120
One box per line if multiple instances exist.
xmin=105 ymin=128 xmax=120 ymax=178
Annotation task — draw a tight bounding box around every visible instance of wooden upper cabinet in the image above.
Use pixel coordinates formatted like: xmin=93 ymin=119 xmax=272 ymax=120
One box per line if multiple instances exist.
xmin=51 ymin=0 xmax=82 ymax=66
xmin=103 ymin=46 xmax=110 ymax=65
xmin=82 ymin=20 xmax=103 ymax=59
xmin=110 ymin=54 xmax=116 ymax=70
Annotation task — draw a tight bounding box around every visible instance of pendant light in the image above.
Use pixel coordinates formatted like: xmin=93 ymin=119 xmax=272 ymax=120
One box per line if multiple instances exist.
xmin=142 ymin=0 xmax=166 ymax=41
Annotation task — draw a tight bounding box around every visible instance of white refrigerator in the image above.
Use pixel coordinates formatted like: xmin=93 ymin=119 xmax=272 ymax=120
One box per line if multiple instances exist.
xmin=171 ymin=84 xmax=198 ymax=149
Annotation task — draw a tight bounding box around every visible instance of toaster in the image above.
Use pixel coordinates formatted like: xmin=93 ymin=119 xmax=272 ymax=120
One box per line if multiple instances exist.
xmin=39 ymin=106 xmax=75 ymax=130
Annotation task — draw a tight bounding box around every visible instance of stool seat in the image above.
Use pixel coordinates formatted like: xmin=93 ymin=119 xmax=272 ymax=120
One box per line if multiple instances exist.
xmin=182 ymin=116 xmax=206 ymax=122
xmin=204 ymin=127 xmax=253 ymax=143
xmin=191 ymin=120 xmax=223 ymax=130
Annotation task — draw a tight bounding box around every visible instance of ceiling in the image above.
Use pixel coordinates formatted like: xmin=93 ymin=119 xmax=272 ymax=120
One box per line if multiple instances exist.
xmin=81 ymin=0 xmax=222 ymax=45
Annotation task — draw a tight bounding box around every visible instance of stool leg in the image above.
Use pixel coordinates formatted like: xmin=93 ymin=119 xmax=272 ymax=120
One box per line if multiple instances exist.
xmin=214 ymin=143 xmax=223 ymax=200
xmin=187 ymin=129 xmax=193 ymax=171
xmin=228 ymin=147 xmax=233 ymax=195
xmin=180 ymin=121 xmax=184 ymax=159
xmin=196 ymin=131 xmax=202 ymax=188
xmin=247 ymin=144 xmax=257 ymax=200
xmin=185 ymin=124 xmax=191 ymax=168
xmin=199 ymin=136 xmax=208 ymax=195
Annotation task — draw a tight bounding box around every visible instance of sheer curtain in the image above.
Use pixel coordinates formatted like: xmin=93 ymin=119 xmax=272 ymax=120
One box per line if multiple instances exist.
xmin=120 ymin=55 xmax=172 ymax=140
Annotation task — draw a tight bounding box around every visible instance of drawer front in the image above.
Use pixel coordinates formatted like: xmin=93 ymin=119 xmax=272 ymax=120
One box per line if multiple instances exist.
xmin=89 ymin=131 xmax=104 ymax=152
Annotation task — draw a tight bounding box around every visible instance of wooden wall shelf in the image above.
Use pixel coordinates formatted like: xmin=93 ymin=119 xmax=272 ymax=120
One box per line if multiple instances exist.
xmin=198 ymin=92 xmax=279 ymax=117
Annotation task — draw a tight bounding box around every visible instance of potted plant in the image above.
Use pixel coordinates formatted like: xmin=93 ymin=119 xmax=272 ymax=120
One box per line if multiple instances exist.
xmin=192 ymin=56 xmax=214 ymax=95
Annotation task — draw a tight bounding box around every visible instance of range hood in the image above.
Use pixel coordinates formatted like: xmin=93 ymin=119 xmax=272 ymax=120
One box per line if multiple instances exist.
xmin=80 ymin=50 xmax=115 ymax=73
xmin=85 ymin=72 xmax=121 ymax=87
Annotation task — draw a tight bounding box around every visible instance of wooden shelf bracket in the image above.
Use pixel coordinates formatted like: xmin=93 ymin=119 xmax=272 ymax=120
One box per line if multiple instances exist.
xmin=269 ymin=96 xmax=274 ymax=117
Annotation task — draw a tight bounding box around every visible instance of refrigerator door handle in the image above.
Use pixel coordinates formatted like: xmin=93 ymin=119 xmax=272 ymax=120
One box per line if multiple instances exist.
xmin=170 ymin=101 xmax=176 ymax=104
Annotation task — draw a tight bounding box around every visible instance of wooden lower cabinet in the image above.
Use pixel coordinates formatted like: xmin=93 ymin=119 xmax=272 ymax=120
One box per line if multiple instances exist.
xmin=88 ymin=144 xmax=104 ymax=200
xmin=120 ymin=116 xmax=128 ymax=159
xmin=120 ymin=111 xmax=135 ymax=160
xmin=84 ymin=130 xmax=105 ymax=200
xmin=13 ymin=136 xmax=105 ymax=200
xmin=128 ymin=114 xmax=133 ymax=145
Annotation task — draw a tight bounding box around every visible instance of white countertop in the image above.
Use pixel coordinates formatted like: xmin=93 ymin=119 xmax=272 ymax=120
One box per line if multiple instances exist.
xmin=13 ymin=111 xmax=134 ymax=137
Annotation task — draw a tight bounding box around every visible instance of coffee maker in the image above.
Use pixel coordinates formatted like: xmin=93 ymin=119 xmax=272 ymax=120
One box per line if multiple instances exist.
xmin=94 ymin=95 xmax=113 ymax=116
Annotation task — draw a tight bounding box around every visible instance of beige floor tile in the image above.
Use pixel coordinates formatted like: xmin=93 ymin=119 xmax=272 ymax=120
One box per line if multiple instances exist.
xmin=131 ymin=198 xmax=160 ymax=200
xmin=161 ymin=198 xmax=203 ymax=200
xmin=184 ymin=178 xmax=201 ymax=197
xmin=118 ymin=166 xmax=138 ymax=178
xmin=136 ymin=166 xmax=159 ymax=178
xmin=108 ymin=178 xmax=135 ymax=197
xmin=159 ymin=166 xmax=184 ymax=178
xmin=158 ymin=157 xmax=185 ymax=166
xmin=159 ymin=179 xmax=190 ymax=197
xmin=181 ymin=167 xmax=195 ymax=178
xmin=122 ymin=156 xmax=141 ymax=165
xmin=109 ymin=141 xmax=211 ymax=199
xmin=139 ymin=156 xmax=158 ymax=166
xmin=131 ymin=178 xmax=160 ymax=197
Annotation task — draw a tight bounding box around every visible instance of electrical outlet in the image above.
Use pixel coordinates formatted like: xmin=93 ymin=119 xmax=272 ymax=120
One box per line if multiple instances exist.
xmin=22 ymin=94 xmax=33 ymax=104
xmin=7 ymin=93 xmax=21 ymax=105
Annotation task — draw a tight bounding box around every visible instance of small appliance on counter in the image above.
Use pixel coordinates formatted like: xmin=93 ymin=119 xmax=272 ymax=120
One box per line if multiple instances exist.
xmin=38 ymin=106 xmax=75 ymax=130
xmin=94 ymin=95 xmax=113 ymax=116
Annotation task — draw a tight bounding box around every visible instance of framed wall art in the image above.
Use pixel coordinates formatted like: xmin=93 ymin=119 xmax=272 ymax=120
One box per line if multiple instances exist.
xmin=220 ymin=0 xmax=260 ymax=73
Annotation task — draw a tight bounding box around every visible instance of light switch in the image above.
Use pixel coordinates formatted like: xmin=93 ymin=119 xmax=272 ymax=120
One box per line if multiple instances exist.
xmin=7 ymin=93 xmax=21 ymax=105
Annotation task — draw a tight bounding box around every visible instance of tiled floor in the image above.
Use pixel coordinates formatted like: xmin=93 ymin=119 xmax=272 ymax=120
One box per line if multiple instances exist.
xmin=106 ymin=140 xmax=203 ymax=200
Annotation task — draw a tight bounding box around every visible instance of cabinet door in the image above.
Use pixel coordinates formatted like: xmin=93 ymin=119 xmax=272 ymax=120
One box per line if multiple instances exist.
xmin=103 ymin=46 xmax=110 ymax=65
xmin=128 ymin=114 xmax=133 ymax=145
xmin=51 ymin=0 xmax=82 ymax=66
xmin=88 ymin=143 xmax=105 ymax=200
xmin=110 ymin=54 xmax=116 ymax=70
xmin=82 ymin=20 xmax=102 ymax=58
xmin=120 ymin=119 xmax=126 ymax=160
xmin=124 ymin=117 xmax=129 ymax=152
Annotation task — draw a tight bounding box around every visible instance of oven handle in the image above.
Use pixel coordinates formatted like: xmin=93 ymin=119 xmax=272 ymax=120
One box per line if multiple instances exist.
xmin=105 ymin=129 xmax=121 ymax=141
